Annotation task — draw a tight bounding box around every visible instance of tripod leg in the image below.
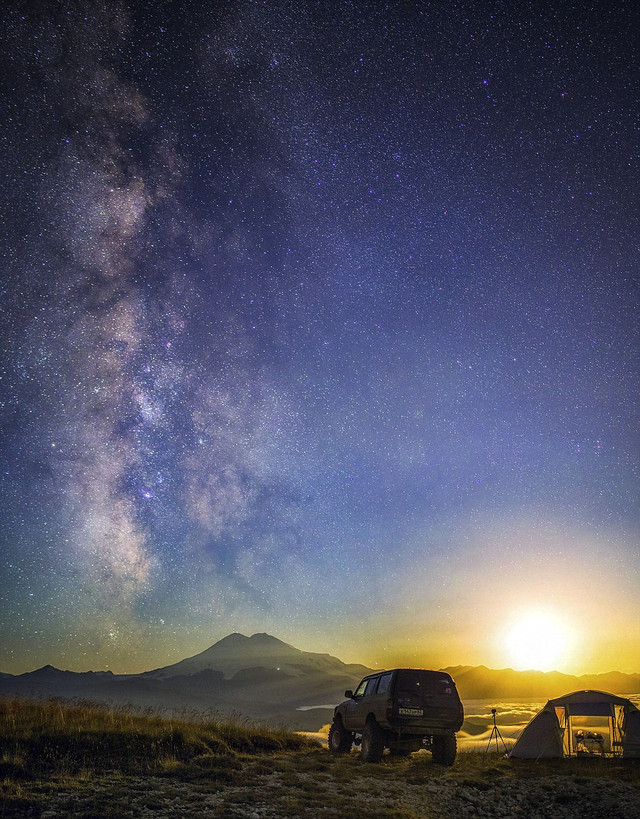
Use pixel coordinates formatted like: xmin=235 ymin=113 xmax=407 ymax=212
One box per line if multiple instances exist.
xmin=486 ymin=723 xmax=509 ymax=754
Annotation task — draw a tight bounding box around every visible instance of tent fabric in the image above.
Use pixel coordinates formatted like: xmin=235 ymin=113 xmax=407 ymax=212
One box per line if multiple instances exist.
xmin=566 ymin=702 xmax=614 ymax=717
xmin=509 ymin=690 xmax=640 ymax=759
xmin=623 ymin=710 xmax=640 ymax=758
xmin=508 ymin=709 xmax=563 ymax=759
xmin=546 ymin=690 xmax=631 ymax=709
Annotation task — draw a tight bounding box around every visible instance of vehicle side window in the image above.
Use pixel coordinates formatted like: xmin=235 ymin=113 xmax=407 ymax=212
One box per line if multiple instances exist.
xmin=354 ymin=679 xmax=369 ymax=697
xmin=364 ymin=678 xmax=377 ymax=695
xmin=375 ymin=672 xmax=393 ymax=694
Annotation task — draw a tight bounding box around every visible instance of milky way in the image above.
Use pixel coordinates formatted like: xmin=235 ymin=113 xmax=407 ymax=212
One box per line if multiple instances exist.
xmin=1 ymin=1 xmax=638 ymax=674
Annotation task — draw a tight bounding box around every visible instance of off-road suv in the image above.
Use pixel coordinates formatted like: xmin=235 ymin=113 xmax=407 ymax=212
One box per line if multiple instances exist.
xmin=329 ymin=668 xmax=463 ymax=764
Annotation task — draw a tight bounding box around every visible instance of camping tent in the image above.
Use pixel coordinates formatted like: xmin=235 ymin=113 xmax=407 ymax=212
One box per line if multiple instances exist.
xmin=509 ymin=690 xmax=640 ymax=759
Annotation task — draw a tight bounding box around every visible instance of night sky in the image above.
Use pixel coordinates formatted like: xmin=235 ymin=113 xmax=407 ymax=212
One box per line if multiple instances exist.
xmin=1 ymin=1 xmax=638 ymax=676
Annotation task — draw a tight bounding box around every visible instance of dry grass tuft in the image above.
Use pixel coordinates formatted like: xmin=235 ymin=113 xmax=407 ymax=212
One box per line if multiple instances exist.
xmin=0 ymin=697 xmax=318 ymax=777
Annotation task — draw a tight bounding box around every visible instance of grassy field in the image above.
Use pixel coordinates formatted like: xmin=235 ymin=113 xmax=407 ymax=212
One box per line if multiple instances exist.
xmin=1 ymin=698 xmax=639 ymax=818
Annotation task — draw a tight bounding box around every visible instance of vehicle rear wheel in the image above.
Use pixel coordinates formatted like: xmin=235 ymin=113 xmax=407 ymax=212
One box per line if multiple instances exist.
xmin=328 ymin=719 xmax=354 ymax=754
xmin=432 ymin=732 xmax=457 ymax=766
xmin=361 ymin=720 xmax=385 ymax=762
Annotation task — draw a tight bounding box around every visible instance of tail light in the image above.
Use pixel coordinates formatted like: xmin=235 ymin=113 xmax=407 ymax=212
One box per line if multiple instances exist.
xmin=386 ymin=698 xmax=394 ymax=719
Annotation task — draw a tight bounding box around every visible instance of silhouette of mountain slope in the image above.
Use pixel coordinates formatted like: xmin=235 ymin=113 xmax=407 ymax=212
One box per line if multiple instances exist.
xmin=144 ymin=632 xmax=372 ymax=680
xmin=0 ymin=634 xmax=638 ymax=729
xmin=443 ymin=665 xmax=640 ymax=700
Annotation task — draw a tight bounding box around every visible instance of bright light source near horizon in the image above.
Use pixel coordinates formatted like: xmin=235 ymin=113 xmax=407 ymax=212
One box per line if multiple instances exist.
xmin=503 ymin=611 xmax=575 ymax=672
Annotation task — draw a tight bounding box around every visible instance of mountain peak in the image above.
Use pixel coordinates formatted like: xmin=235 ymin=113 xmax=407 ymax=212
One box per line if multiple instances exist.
xmin=215 ymin=633 xmax=250 ymax=646
xmin=209 ymin=632 xmax=296 ymax=652
xmin=147 ymin=631 xmax=315 ymax=679
xmin=206 ymin=632 xmax=297 ymax=651
xmin=249 ymin=633 xmax=293 ymax=647
xmin=26 ymin=664 xmax=62 ymax=677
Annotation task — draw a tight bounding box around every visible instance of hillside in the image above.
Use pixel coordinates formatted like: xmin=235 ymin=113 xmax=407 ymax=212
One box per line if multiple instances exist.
xmin=445 ymin=665 xmax=640 ymax=700
xmin=1 ymin=633 xmax=638 ymax=731
xmin=0 ymin=633 xmax=374 ymax=729
xmin=144 ymin=631 xmax=372 ymax=681
xmin=2 ymin=698 xmax=639 ymax=819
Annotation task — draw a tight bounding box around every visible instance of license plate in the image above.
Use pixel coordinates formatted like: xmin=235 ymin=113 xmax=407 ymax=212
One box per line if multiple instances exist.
xmin=399 ymin=707 xmax=423 ymax=716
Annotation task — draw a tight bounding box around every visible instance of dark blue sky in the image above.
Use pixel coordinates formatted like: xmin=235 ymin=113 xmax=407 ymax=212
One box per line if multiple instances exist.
xmin=1 ymin=0 xmax=638 ymax=674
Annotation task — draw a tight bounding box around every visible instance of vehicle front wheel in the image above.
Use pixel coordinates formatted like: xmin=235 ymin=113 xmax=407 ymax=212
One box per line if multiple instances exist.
xmin=328 ymin=719 xmax=354 ymax=754
xmin=361 ymin=720 xmax=385 ymax=762
xmin=432 ymin=732 xmax=457 ymax=766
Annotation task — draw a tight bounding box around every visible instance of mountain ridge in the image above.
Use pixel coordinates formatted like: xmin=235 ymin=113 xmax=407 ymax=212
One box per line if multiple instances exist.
xmin=143 ymin=631 xmax=372 ymax=680
xmin=1 ymin=633 xmax=638 ymax=730
xmin=441 ymin=664 xmax=640 ymax=700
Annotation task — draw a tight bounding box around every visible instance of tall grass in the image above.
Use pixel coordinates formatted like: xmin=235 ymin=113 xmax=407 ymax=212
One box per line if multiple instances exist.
xmin=0 ymin=698 xmax=318 ymax=778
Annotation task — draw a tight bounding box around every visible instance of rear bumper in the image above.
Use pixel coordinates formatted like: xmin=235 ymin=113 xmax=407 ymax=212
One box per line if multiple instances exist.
xmin=385 ymin=715 xmax=463 ymax=735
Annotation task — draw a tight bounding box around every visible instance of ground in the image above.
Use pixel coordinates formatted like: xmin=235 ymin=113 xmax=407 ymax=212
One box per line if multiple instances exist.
xmin=3 ymin=750 xmax=639 ymax=818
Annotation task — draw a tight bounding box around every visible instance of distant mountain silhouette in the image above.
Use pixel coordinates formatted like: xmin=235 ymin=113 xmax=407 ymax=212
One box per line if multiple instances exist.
xmin=144 ymin=632 xmax=372 ymax=681
xmin=1 ymin=633 xmax=638 ymax=729
xmin=444 ymin=664 xmax=640 ymax=700
xmin=0 ymin=633 xmax=373 ymax=729
xmin=23 ymin=665 xmax=114 ymax=681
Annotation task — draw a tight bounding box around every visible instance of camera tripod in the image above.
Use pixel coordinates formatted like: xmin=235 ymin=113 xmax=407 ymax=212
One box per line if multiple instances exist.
xmin=485 ymin=708 xmax=508 ymax=754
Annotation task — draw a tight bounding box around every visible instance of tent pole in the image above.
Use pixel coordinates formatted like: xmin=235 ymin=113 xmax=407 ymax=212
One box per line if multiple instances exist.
xmin=609 ymin=707 xmax=615 ymax=756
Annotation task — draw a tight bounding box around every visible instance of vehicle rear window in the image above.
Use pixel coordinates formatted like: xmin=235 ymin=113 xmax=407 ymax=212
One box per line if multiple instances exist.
xmin=375 ymin=672 xmax=393 ymax=694
xmin=396 ymin=670 xmax=454 ymax=696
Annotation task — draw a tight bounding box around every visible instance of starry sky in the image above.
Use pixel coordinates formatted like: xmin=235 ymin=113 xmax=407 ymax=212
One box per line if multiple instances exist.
xmin=1 ymin=1 xmax=638 ymax=676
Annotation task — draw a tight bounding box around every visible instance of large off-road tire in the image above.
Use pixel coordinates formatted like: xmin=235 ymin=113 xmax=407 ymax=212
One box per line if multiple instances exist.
xmin=360 ymin=720 xmax=385 ymax=763
xmin=328 ymin=719 xmax=354 ymax=754
xmin=432 ymin=732 xmax=457 ymax=766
